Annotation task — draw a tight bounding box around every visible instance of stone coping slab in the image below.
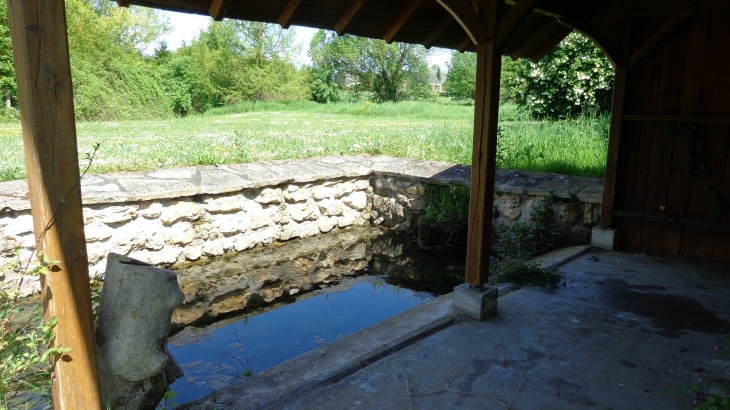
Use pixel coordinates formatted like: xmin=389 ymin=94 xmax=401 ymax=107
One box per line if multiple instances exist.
xmin=0 ymin=155 xmax=603 ymax=212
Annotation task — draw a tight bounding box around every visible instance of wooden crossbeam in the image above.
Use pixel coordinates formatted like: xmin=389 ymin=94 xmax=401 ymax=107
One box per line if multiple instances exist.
xmin=116 ymin=0 xmax=130 ymax=6
xmin=383 ymin=0 xmax=424 ymax=43
xmin=529 ymin=25 xmax=571 ymax=62
xmin=334 ymin=0 xmax=369 ymax=36
xmin=278 ymin=0 xmax=302 ymax=29
xmin=456 ymin=35 xmax=472 ymax=52
xmin=209 ymin=0 xmax=232 ymax=21
xmin=628 ymin=11 xmax=694 ymax=70
xmin=436 ymin=0 xmax=489 ymax=44
xmin=557 ymin=17 xmax=621 ymax=67
xmin=495 ymin=0 xmax=539 ymax=49
xmin=422 ymin=14 xmax=454 ymax=48
xmin=508 ymin=18 xmax=555 ymax=59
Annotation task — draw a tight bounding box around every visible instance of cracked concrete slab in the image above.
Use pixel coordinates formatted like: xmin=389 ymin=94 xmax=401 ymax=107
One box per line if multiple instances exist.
xmin=179 ymin=249 xmax=729 ymax=409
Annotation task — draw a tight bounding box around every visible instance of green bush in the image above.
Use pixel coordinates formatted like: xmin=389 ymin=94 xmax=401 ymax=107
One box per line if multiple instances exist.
xmin=502 ymin=32 xmax=614 ymax=118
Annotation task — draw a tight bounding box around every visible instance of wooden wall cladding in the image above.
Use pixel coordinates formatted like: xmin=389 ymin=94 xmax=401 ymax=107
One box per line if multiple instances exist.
xmin=612 ymin=10 xmax=730 ymax=263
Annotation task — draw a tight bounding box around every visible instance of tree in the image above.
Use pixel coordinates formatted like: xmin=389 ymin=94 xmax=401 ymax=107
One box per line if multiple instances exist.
xmin=0 ymin=1 xmax=16 ymax=108
xmin=309 ymin=30 xmax=431 ymax=102
xmin=175 ymin=20 xmax=308 ymax=108
xmin=502 ymin=32 xmax=614 ymax=117
xmin=443 ymin=51 xmax=476 ymax=100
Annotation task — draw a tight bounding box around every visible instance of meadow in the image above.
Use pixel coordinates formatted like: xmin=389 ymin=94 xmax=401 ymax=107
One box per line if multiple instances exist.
xmin=0 ymin=100 xmax=609 ymax=183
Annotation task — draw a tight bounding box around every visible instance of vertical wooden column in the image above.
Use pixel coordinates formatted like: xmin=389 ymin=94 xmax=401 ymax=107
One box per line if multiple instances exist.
xmin=600 ymin=24 xmax=631 ymax=227
xmin=465 ymin=0 xmax=502 ymax=286
xmin=6 ymin=1 xmax=102 ymax=409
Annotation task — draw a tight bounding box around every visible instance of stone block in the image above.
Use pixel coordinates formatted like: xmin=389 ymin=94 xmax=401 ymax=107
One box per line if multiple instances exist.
xmin=592 ymin=226 xmax=619 ymax=250
xmin=160 ymin=202 xmax=204 ymax=225
xmin=453 ymin=284 xmax=498 ymax=321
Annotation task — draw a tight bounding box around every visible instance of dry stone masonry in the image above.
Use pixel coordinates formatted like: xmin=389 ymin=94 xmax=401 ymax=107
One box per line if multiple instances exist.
xmin=0 ymin=155 xmax=603 ymax=296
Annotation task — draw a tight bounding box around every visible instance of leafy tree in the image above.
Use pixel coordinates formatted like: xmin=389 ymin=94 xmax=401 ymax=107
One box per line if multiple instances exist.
xmin=309 ymin=30 xmax=431 ymax=102
xmin=0 ymin=1 xmax=16 ymax=108
xmin=443 ymin=51 xmax=476 ymax=100
xmin=445 ymin=32 xmax=614 ymax=117
xmin=502 ymin=32 xmax=614 ymax=117
xmin=176 ymin=20 xmax=308 ymax=109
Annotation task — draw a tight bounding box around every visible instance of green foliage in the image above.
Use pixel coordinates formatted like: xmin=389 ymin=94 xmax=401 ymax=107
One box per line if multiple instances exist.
xmin=309 ymin=30 xmax=431 ymax=102
xmin=444 ymin=51 xmax=476 ymax=101
xmin=489 ymin=191 xmax=566 ymax=288
xmin=502 ymin=32 xmax=614 ymax=118
xmin=0 ymin=1 xmax=16 ymax=109
xmin=65 ymin=0 xmax=175 ymax=121
xmin=1 ymin=250 xmax=69 ymax=410
xmin=176 ymin=20 xmax=309 ymax=110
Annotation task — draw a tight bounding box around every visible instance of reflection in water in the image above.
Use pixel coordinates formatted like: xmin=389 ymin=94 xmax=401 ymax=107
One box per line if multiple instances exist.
xmin=167 ymin=227 xmax=465 ymax=405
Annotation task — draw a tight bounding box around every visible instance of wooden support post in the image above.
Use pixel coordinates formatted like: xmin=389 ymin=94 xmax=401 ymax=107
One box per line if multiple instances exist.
xmin=600 ymin=65 xmax=628 ymax=227
xmin=6 ymin=1 xmax=102 ymax=409
xmin=600 ymin=24 xmax=631 ymax=227
xmin=465 ymin=0 xmax=502 ymax=286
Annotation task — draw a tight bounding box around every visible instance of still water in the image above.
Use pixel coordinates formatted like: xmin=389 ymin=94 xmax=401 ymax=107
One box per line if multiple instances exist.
xmin=166 ymin=227 xmax=464 ymax=405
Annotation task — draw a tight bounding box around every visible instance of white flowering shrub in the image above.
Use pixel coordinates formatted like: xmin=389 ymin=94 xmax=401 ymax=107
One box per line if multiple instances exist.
xmin=502 ymin=32 xmax=615 ymax=118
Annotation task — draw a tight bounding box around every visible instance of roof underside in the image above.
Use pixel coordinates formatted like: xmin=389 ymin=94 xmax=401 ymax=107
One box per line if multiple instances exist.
xmin=125 ymin=0 xmax=630 ymax=60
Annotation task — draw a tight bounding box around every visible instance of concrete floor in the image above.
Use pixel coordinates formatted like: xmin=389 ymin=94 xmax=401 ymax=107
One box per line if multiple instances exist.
xmin=180 ymin=249 xmax=730 ymax=410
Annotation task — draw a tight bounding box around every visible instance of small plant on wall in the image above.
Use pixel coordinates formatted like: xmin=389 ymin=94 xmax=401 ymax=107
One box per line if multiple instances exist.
xmin=1 ymin=249 xmax=69 ymax=409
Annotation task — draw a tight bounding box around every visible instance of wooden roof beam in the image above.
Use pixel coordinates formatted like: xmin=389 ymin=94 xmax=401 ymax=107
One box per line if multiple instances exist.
xmin=422 ymin=14 xmax=454 ymax=48
xmin=334 ymin=0 xmax=369 ymax=36
xmin=436 ymin=0 xmax=489 ymax=44
xmin=557 ymin=17 xmax=621 ymax=67
xmin=209 ymin=0 xmax=232 ymax=21
xmin=278 ymin=0 xmax=302 ymax=29
xmin=508 ymin=18 xmax=556 ymax=60
xmin=456 ymin=35 xmax=472 ymax=52
xmin=628 ymin=11 xmax=694 ymax=69
xmin=529 ymin=25 xmax=571 ymax=62
xmin=383 ymin=0 xmax=424 ymax=44
xmin=496 ymin=0 xmax=540 ymax=49
xmin=592 ymin=0 xmax=729 ymax=23
xmin=116 ymin=0 xmax=130 ymax=6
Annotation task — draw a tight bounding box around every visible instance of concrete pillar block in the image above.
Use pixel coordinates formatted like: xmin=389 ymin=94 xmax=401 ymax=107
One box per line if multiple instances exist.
xmin=453 ymin=284 xmax=498 ymax=321
xmin=592 ymin=226 xmax=619 ymax=250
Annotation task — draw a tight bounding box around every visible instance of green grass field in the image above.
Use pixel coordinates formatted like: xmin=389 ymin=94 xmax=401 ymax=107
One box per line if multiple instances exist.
xmin=0 ymin=100 xmax=609 ymax=182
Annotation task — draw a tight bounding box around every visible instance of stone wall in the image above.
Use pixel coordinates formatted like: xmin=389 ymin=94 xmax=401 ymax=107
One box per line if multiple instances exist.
xmin=0 ymin=155 xmax=604 ymax=296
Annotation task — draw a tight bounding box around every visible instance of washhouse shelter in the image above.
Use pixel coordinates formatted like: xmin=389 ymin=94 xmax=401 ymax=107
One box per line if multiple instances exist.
xmin=5 ymin=0 xmax=730 ymax=408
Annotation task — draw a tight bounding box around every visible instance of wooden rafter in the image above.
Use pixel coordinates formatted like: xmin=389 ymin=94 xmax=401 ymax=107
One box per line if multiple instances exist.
xmin=422 ymin=14 xmax=454 ymax=48
xmin=278 ymin=0 xmax=302 ymax=29
xmin=383 ymin=0 xmax=424 ymax=44
xmin=508 ymin=18 xmax=556 ymax=59
xmin=529 ymin=25 xmax=571 ymax=62
xmin=628 ymin=11 xmax=694 ymax=69
xmin=436 ymin=0 xmax=490 ymax=44
xmin=557 ymin=17 xmax=621 ymax=67
xmin=456 ymin=35 xmax=472 ymax=52
xmin=495 ymin=0 xmax=539 ymax=49
xmin=334 ymin=0 xmax=369 ymax=36
xmin=209 ymin=0 xmax=232 ymax=21
xmin=116 ymin=0 xmax=130 ymax=6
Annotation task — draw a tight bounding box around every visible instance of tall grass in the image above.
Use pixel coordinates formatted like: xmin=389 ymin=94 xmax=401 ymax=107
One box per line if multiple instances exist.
xmin=0 ymin=101 xmax=609 ymax=182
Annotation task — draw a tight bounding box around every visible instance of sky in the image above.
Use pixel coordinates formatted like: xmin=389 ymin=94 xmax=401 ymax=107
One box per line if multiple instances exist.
xmin=156 ymin=10 xmax=451 ymax=69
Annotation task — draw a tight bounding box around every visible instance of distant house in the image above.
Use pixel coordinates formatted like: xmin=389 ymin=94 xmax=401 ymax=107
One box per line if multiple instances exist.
xmin=429 ymin=66 xmax=444 ymax=93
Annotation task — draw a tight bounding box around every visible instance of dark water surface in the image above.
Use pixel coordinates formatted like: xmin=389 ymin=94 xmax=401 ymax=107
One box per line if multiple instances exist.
xmin=167 ymin=227 xmax=465 ymax=405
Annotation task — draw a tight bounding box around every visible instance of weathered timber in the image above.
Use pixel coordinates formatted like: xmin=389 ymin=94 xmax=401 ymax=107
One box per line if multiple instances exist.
xmin=6 ymin=0 xmax=101 ymax=408
xmin=465 ymin=0 xmax=502 ymax=286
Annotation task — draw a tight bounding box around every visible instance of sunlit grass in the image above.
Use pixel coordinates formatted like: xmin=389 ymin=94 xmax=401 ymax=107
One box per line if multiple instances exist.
xmin=0 ymin=101 xmax=608 ymax=182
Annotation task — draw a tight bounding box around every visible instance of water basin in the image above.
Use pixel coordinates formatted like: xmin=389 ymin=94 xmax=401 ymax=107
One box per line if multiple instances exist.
xmin=166 ymin=226 xmax=465 ymax=405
